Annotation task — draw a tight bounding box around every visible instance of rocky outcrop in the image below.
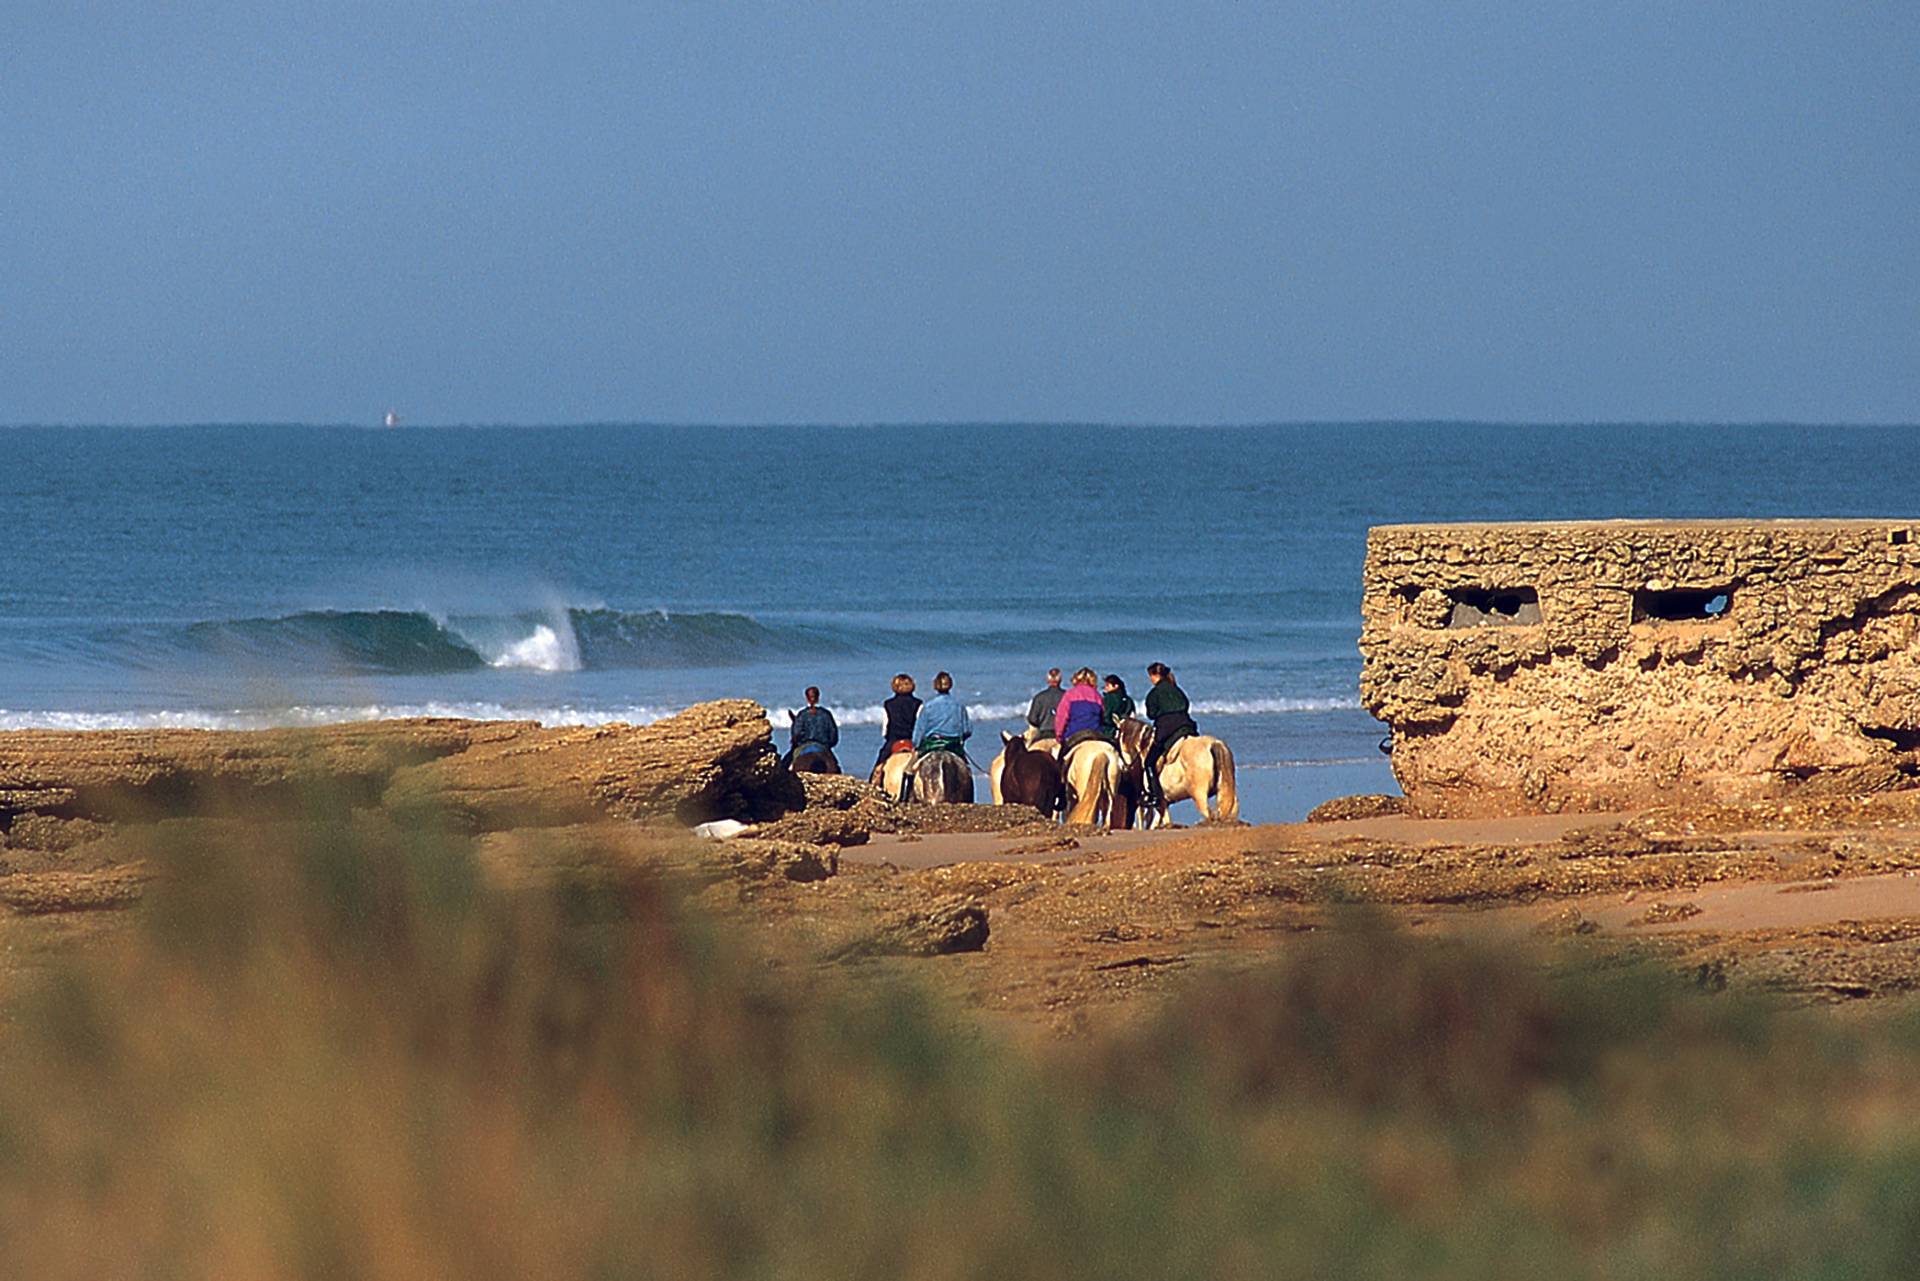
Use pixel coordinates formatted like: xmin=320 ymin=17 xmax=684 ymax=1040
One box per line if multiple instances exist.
xmin=1362 ymin=520 xmax=1920 ymax=816
xmin=0 ymin=702 xmax=804 ymax=843
xmin=0 ymin=720 xmax=513 ymax=828
xmin=382 ymin=700 xmax=802 ymax=829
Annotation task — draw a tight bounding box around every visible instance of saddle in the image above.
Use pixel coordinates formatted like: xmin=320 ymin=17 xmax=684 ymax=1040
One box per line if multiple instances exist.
xmin=1061 ymin=729 xmax=1115 ymax=757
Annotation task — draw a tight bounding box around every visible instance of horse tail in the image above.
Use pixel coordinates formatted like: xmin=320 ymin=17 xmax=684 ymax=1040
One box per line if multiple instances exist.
xmin=1063 ymin=746 xmax=1112 ymax=825
xmin=1210 ymin=739 xmax=1239 ymax=822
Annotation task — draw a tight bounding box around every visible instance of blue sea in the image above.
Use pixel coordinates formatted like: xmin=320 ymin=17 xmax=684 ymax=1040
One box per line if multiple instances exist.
xmin=2 ymin=423 xmax=1911 ymax=822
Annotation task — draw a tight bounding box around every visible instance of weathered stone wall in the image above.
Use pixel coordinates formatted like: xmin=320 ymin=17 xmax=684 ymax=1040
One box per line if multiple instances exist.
xmin=1360 ymin=520 xmax=1920 ymax=816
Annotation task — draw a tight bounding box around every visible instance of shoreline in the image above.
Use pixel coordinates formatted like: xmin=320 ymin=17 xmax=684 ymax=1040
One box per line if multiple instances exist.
xmin=7 ymin=705 xmax=1920 ymax=1024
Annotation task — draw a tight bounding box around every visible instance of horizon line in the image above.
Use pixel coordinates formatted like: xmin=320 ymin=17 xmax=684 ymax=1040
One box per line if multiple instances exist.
xmin=2 ymin=417 xmax=1917 ymax=431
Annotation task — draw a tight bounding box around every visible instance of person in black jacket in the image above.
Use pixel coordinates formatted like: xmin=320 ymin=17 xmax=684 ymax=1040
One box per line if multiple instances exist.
xmin=875 ymin=672 xmax=921 ymax=768
xmin=1142 ymin=662 xmax=1198 ymax=809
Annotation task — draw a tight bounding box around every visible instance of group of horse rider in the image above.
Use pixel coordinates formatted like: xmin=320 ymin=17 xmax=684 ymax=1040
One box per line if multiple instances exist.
xmin=784 ymin=663 xmax=1200 ymax=810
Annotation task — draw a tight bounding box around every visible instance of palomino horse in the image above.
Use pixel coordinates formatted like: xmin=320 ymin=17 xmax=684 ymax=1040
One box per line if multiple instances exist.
xmin=871 ymin=749 xmax=916 ymax=801
xmin=991 ymin=732 xmax=1063 ymax=818
xmin=1115 ymin=719 xmax=1240 ymax=826
xmin=1059 ymin=738 xmax=1120 ymax=826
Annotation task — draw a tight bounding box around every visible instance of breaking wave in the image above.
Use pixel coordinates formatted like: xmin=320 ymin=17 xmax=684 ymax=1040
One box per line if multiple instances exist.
xmin=42 ymin=607 xmax=1368 ymax=681
xmin=128 ymin=608 xmax=850 ymax=675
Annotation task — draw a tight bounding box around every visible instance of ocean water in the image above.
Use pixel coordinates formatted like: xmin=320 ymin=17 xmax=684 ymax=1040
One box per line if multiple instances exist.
xmin=2 ymin=423 xmax=1913 ymax=822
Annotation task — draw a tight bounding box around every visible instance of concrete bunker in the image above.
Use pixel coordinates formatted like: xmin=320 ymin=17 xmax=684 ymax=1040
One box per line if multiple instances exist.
xmin=1360 ymin=520 xmax=1920 ymax=817
xmin=1632 ymin=586 xmax=1732 ymax=624
xmin=1446 ymin=587 xmax=1541 ymax=629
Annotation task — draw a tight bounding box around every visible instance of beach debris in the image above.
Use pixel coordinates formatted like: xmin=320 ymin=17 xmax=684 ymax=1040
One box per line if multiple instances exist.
xmin=694 ymin=819 xmax=751 ymax=840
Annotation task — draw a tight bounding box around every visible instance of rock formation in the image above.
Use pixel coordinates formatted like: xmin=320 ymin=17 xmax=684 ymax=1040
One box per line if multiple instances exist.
xmin=382 ymin=699 xmax=803 ymax=828
xmin=0 ymin=700 xmax=803 ymax=841
xmin=1361 ymin=520 xmax=1920 ymax=816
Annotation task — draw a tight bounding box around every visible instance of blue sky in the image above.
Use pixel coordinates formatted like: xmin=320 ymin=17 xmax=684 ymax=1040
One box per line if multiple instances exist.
xmin=3 ymin=1 xmax=1915 ymax=425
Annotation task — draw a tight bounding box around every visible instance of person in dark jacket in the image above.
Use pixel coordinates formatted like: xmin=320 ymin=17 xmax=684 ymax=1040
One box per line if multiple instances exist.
xmin=875 ymin=673 xmax=921 ymax=768
xmin=786 ymin=686 xmax=839 ymax=765
xmin=1142 ymin=662 xmax=1199 ymax=808
xmin=1024 ymin=669 xmax=1065 ymax=745
xmin=1101 ymin=674 xmax=1135 ymax=726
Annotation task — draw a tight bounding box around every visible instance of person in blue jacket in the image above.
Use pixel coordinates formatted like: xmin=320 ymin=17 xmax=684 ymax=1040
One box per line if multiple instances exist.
xmin=914 ymin=671 xmax=971 ymax=760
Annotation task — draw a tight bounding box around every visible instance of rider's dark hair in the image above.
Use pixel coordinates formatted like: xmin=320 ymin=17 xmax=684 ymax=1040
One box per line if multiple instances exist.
xmin=1104 ymin=674 xmax=1126 ymax=693
xmin=933 ymin=671 xmax=954 ymax=694
xmin=805 ymin=686 xmax=820 ymax=704
xmin=1147 ymin=662 xmax=1175 ymax=683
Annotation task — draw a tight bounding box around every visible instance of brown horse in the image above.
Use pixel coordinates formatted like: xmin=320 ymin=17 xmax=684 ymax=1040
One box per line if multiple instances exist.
xmin=994 ymin=732 xmax=1063 ymax=818
xmin=787 ymin=744 xmax=841 ymax=775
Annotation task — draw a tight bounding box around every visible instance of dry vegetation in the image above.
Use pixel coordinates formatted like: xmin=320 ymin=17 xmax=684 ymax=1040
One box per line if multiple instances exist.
xmin=8 ymin=791 xmax=1920 ymax=1278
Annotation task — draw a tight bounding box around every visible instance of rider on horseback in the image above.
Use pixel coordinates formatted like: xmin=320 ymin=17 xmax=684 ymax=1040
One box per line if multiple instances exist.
xmin=785 ymin=686 xmax=838 ymax=766
xmin=1054 ymin=667 xmax=1115 ymax=753
xmin=914 ymin=671 xmax=972 ymax=761
xmin=1142 ymin=662 xmax=1198 ymax=810
xmin=1024 ymin=668 xmax=1065 ymax=745
xmin=875 ymin=673 xmax=921 ymax=769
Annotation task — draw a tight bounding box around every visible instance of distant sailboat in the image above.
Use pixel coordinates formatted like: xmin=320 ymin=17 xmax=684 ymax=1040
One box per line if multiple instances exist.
xmin=384 ymin=409 xmax=399 ymax=429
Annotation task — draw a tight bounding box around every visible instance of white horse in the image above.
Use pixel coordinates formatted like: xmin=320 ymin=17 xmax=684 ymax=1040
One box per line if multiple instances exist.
xmin=1115 ymin=720 xmax=1240 ymax=826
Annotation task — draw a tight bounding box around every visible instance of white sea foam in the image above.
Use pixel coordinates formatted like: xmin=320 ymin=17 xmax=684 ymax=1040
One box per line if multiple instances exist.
xmin=486 ymin=623 xmax=582 ymax=672
xmin=0 ymin=704 xmax=678 ymax=733
xmin=0 ymin=693 xmax=1360 ymax=735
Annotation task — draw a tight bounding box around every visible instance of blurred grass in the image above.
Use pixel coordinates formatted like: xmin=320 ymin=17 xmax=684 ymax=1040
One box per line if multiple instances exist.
xmin=5 ymin=805 xmax=1920 ymax=1279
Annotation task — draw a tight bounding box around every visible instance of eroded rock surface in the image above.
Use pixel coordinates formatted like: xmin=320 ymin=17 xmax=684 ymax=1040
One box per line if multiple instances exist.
xmin=383 ymin=699 xmax=802 ymax=828
xmin=1362 ymin=520 xmax=1920 ymax=815
xmin=0 ymin=701 xmax=802 ymax=843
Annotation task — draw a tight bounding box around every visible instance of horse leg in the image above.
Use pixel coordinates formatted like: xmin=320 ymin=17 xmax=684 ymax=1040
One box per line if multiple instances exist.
xmin=1190 ymin=751 xmax=1217 ymax=821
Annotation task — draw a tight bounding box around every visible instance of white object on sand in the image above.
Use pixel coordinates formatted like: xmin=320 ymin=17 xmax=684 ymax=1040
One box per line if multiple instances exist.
xmin=693 ymin=819 xmax=750 ymax=840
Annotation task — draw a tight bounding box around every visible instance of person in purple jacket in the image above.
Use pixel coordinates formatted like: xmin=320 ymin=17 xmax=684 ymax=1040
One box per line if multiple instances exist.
xmin=1052 ymin=667 xmax=1112 ymax=751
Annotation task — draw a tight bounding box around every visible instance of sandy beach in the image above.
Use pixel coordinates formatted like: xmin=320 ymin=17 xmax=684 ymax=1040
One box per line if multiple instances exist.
xmin=11 ymin=704 xmax=1920 ymax=1035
